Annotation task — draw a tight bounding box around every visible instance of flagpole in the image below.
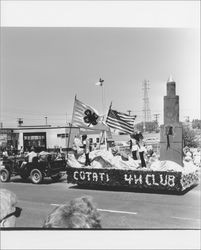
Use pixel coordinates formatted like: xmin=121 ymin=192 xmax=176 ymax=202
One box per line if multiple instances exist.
xmin=104 ymin=130 xmax=107 ymax=150
xmin=67 ymin=94 xmax=77 ymax=158
xmin=95 ymin=79 xmax=105 ymax=148
xmin=71 ymin=94 xmax=77 ymax=125
xmin=101 ymin=83 xmax=104 ymax=116
xmin=105 ymin=101 xmax=112 ymax=121
xmin=99 ymin=78 xmax=104 ymax=116
xmin=102 ymin=101 xmax=112 ymax=150
xmin=67 ymin=122 xmax=72 ymax=153
xmin=95 ymin=78 xmax=105 ymax=116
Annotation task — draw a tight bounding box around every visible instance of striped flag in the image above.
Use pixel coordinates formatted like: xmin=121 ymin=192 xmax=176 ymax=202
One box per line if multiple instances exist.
xmin=71 ymin=96 xmax=109 ymax=131
xmin=106 ymin=107 xmax=136 ymax=134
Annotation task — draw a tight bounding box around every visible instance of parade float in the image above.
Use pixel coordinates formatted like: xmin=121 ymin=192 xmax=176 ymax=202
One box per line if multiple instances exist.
xmin=66 ymin=79 xmax=200 ymax=193
xmin=66 ymin=150 xmax=200 ymax=193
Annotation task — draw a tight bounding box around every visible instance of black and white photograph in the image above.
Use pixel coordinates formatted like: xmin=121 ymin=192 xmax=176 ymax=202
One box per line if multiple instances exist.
xmin=0 ymin=1 xmax=200 ymax=249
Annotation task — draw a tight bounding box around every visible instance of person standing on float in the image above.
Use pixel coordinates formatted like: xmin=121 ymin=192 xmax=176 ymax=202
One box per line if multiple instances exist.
xmin=82 ymin=134 xmax=91 ymax=166
xmin=130 ymin=134 xmax=139 ymax=160
xmin=138 ymin=140 xmax=147 ymax=168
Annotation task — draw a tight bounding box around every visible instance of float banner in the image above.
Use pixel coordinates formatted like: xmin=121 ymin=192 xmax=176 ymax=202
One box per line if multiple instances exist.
xmin=66 ymin=167 xmax=198 ymax=192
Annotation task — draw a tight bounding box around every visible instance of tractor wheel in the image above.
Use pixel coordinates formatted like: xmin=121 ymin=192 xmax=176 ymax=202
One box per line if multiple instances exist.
xmin=30 ymin=169 xmax=44 ymax=184
xmin=0 ymin=169 xmax=11 ymax=182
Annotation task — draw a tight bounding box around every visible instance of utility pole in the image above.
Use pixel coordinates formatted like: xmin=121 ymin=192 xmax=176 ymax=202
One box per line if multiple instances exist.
xmin=127 ymin=110 xmax=132 ymax=116
xmin=142 ymin=80 xmax=151 ymax=132
xmin=184 ymin=116 xmax=191 ymax=128
xmin=65 ymin=113 xmax=68 ymax=124
xmin=44 ymin=116 xmax=48 ymax=125
xmin=184 ymin=116 xmax=190 ymax=123
xmin=153 ymin=113 xmax=160 ymax=132
xmin=153 ymin=114 xmax=160 ymax=124
xmin=17 ymin=118 xmax=23 ymax=127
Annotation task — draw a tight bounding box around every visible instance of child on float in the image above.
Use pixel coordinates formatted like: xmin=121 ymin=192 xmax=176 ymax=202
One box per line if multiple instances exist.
xmin=81 ymin=134 xmax=91 ymax=166
xmin=72 ymin=135 xmax=84 ymax=159
xmin=129 ymin=133 xmax=139 ymax=160
xmin=109 ymin=142 xmax=120 ymax=157
xmin=138 ymin=139 xmax=147 ymax=168
xmin=146 ymin=145 xmax=154 ymax=159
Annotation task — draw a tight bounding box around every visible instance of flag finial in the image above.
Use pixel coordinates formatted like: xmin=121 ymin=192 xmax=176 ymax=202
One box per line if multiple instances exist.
xmin=95 ymin=78 xmax=104 ymax=86
xmin=99 ymin=78 xmax=104 ymax=83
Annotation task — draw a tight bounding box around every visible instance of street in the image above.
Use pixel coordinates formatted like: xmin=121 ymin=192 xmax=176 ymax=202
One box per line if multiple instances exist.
xmin=1 ymin=175 xmax=200 ymax=229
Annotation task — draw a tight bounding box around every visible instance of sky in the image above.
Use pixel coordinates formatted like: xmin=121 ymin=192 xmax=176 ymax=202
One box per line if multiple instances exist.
xmin=1 ymin=27 xmax=200 ymax=127
xmin=0 ymin=1 xmax=200 ymax=128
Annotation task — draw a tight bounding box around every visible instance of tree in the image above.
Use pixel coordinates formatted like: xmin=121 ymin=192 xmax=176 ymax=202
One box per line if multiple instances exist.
xmin=135 ymin=121 xmax=159 ymax=133
xmin=183 ymin=125 xmax=199 ymax=148
xmin=192 ymin=119 xmax=201 ymax=129
xmin=146 ymin=121 xmax=159 ymax=133
xmin=135 ymin=122 xmax=143 ymax=132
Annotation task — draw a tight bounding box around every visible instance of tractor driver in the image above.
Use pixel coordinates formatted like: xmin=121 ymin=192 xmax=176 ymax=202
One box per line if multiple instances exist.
xmin=20 ymin=147 xmax=38 ymax=169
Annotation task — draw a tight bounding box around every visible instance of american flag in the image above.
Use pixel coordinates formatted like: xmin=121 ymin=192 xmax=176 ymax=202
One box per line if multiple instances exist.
xmin=106 ymin=108 xmax=136 ymax=134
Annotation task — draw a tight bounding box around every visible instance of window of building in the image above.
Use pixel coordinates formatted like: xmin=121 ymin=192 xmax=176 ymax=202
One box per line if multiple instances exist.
xmin=23 ymin=132 xmax=46 ymax=152
xmin=57 ymin=133 xmax=69 ymax=138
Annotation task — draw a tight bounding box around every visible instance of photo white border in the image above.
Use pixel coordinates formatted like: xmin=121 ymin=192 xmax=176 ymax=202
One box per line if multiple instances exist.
xmin=1 ymin=230 xmax=201 ymax=249
xmin=1 ymin=0 xmax=200 ymax=28
xmin=0 ymin=1 xmax=200 ymax=250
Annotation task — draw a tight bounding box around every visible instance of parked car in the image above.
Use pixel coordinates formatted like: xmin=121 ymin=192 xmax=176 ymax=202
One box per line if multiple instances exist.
xmin=0 ymin=155 xmax=66 ymax=184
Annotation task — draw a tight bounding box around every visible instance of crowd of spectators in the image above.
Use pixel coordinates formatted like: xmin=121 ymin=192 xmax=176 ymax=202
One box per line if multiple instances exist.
xmin=183 ymin=146 xmax=201 ymax=167
xmin=0 ymin=188 xmax=101 ymax=229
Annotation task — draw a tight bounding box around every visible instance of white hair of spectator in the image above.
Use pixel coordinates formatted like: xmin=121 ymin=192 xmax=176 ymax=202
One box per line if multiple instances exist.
xmin=0 ymin=189 xmax=18 ymax=227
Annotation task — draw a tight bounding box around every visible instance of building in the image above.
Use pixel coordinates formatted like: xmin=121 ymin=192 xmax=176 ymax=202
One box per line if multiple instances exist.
xmin=2 ymin=125 xmax=155 ymax=153
xmin=0 ymin=125 xmax=80 ymax=152
xmin=0 ymin=128 xmax=18 ymax=150
xmin=0 ymin=125 xmax=109 ymax=152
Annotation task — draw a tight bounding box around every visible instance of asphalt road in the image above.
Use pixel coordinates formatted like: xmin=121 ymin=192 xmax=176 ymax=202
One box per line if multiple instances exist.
xmin=1 ymin=175 xmax=200 ymax=229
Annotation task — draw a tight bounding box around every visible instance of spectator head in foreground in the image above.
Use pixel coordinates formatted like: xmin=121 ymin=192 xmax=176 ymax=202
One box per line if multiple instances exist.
xmin=0 ymin=189 xmax=21 ymax=227
xmin=43 ymin=196 xmax=101 ymax=229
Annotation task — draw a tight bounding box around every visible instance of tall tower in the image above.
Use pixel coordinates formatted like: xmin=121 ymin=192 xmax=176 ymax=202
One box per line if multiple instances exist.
xmin=160 ymin=76 xmax=183 ymax=166
xmin=142 ymin=80 xmax=151 ymax=130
